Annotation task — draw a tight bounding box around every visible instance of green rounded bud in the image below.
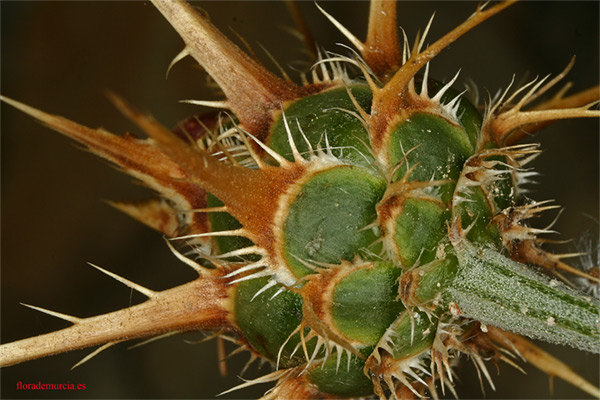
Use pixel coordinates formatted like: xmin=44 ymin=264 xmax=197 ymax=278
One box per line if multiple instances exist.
xmin=331 ymin=262 xmax=404 ymax=346
xmin=387 ymin=113 xmax=473 ymax=202
xmin=268 ymin=85 xmax=374 ymax=168
xmin=283 ymin=166 xmax=386 ymax=277
xmin=421 ymin=78 xmax=482 ymax=149
xmin=386 ymin=310 xmax=436 ymax=359
xmin=455 ymin=186 xmax=502 ymax=246
xmin=207 ymin=194 xmax=254 ymax=255
xmin=308 ymin=352 xmax=374 ymax=397
xmin=234 ymin=278 xmax=304 ymax=368
xmin=393 ymin=198 xmax=450 ymax=268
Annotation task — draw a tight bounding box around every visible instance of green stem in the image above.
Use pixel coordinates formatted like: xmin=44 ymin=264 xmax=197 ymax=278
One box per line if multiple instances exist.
xmin=446 ymin=240 xmax=600 ymax=353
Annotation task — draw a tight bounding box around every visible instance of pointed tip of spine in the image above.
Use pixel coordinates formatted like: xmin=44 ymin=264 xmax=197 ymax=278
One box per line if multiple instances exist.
xmin=71 ymin=342 xmax=118 ymax=370
xmin=20 ymin=303 xmax=81 ymax=324
xmin=87 ymin=262 xmax=157 ymax=298
xmin=315 ymin=2 xmax=364 ymax=52
xmin=163 ymin=237 xmax=207 ymax=276
xmin=107 ymin=199 xmax=180 ymax=236
xmin=1 ymin=95 xmax=77 ymax=135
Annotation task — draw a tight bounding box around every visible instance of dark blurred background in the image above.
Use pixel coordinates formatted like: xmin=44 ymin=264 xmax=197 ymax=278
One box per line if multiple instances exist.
xmin=1 ymin=1 xmax=598 ymax=399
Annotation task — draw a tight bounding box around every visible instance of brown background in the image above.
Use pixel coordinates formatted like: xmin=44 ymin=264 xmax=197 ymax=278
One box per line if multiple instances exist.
xmin=1 ymin=1 xmax=598 ymax=399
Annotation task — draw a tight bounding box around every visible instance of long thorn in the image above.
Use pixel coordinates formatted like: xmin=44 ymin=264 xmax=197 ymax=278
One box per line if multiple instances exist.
xmin=488 ymin=327 xmax=600 ymax=398
xmin=88 ymin=262 xmax=157 ymax=299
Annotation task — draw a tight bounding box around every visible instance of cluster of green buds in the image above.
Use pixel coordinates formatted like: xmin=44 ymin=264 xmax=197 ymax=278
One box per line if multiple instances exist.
xmin=1 ymin=1 xmax=599 ymax=398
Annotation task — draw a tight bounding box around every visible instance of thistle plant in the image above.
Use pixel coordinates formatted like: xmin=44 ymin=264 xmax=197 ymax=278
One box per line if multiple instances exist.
xmin=1 ymin=1 xmax=599 ymax=399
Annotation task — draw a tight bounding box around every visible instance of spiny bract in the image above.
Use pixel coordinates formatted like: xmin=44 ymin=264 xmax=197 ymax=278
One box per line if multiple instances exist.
xmin=1 ymin=1 xmax=599 ymax=399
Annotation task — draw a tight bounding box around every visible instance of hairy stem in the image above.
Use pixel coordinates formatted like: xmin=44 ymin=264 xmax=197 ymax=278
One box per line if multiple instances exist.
xmin=447 ymin=240 xmax=600 ymax=353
